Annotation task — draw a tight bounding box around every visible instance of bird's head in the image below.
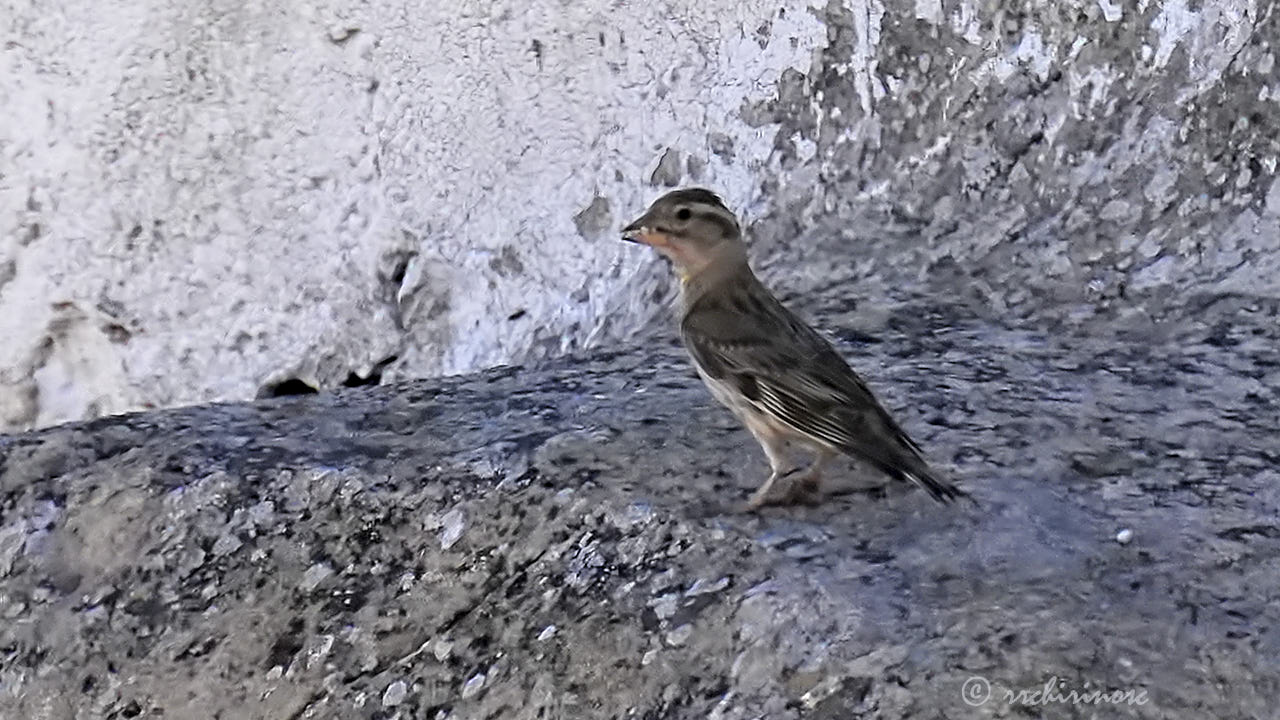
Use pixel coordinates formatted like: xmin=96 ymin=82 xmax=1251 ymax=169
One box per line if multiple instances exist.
xmin=621 ymin=188 xmax=744 ymax=279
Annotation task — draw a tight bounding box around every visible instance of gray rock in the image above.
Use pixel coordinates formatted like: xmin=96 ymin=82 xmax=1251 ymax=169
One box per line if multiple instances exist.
xmin=1 ymin=290 xmax=1276 ymax=718
xmin=437 ymin=508 xmax=466 ymax=550
xmin=4 ymin=0 xmax=1277 ymax=441
xmin=651 ymin=148 xmax=685 ymax=188
xmin=381 ymin=679 xmax=408 ymax=708
xmin=2 ymin=2 xmax=1279 ymax=718
xmin=461 ymin=672 xmax=487 ymax=700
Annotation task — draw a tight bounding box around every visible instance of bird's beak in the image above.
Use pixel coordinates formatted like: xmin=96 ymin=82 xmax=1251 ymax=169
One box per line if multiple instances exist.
xmin=621 ymin=216 xmax=668 ymax=247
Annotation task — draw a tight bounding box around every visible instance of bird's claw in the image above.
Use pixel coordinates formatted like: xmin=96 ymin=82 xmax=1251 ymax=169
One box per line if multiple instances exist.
xmin=739 ymin=474 xmax=823 ymax=512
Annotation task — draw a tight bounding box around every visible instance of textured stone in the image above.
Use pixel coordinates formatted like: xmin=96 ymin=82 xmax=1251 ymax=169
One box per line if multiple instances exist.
xmin=0 ymin=290 xmax=1277 ymax=718
xmin=5 ymin=0 xmax=1277 ymax=433
xmin=3 ymin=4 xmax=1278 ymax=712
xmin=0 ymin=0 xmax=823 ymax=430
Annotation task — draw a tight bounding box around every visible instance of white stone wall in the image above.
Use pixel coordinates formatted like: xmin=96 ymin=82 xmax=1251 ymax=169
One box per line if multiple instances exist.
xmin=5 ymin=0 xmax=1277 ymax=432
xmin=0 ymin=0 xmax=827 ymax=430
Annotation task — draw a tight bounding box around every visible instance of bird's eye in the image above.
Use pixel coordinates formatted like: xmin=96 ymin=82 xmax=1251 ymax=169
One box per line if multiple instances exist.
xmin=675 ymin=207 xmax=692 ymax=221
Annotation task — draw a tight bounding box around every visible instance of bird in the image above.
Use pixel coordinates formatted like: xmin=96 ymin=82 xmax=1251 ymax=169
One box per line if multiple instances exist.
xmin=620 ymin=187 xmax=965 ymax=510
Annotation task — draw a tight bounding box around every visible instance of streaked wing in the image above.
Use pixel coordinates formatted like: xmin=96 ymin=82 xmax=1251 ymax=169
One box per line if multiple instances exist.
xmin=680 ymin=278 xmax=929 ymax=473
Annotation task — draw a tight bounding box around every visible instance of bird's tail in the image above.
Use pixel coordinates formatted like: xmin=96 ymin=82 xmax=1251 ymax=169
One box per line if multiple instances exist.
xmin=894 ymin=465 xmax=971 ymax=505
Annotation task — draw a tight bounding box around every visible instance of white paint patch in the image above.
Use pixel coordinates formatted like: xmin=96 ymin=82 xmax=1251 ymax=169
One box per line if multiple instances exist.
xmin=914 ymin=0 xmax=943 ymax=25
xmin=1151 ymin=0 xmax=1258 ymax=99
xmin=1069 ymin=66 xmax=1120 ymax=116
xmin=976 ymin=29 xmax=1057 ymax=85
xmin=1067 ymin=36 xmax=1091 ymax=63
xmin=1265 ymin=178 xmax=1280 ymax=217
xmin=951 ymin=0 xmax=984 ymax=45
xmin=1145 ymin=165 xmax=1180 ymax=209
xmin=1012 ymin=30 xmax=1057 ymax=81
xmin=1152 ymin=0 xmax=1199 ymax=69
xmin=793 ymin=133 xmax=819 ymax=163
xmin=1217 ymin=211 xmax=1280 ymax=296
xmin=1098 ymin=0 xmax=1124 ymax=22
xmin=1131 ymin=255 xmax=1181 ymax=290
xmin=848 ymin=0 xmax=887 ymax=115
xmin=921 ymin=134 xmax=952 ymax=162
xmin=0 ymin=0 xmax=828 ymax=430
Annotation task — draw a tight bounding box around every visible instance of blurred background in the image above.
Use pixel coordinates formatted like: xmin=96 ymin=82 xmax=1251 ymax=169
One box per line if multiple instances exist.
xmin=2 ymin=0 xmax=1276 ymax=432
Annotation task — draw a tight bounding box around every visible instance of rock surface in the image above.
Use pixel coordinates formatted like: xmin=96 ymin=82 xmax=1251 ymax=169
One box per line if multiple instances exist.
xmin=4 ymin=0 xmax=1277 ymax=431
xmin=0 ymin=0 xmax=823 ymax=430
xmin=2 ymin=289 xmax=1276 ymax=719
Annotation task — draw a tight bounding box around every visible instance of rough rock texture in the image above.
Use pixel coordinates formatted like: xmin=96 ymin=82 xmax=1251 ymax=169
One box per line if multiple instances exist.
xmin=2 ymin=287 xmax=1277 ymax=718
xmin=0 ymin=0 xmax=823 ymax=430
xmin=4 ymin=0 xmax=1278 ymax=431
xmin=747 ymin=0 xmax=1280 ymax=331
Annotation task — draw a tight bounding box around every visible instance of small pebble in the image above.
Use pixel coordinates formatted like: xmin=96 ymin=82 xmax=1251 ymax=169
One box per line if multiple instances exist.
xmin=247 ymin=500 xmax=276 ymax=526
xmin=382 ymin=679 xmax=408 ymax=707
xmin=439 ymin=509 xmax=466 ymax=550
xmin=212 ymin=533 xmax=242 ymax=557
xmin=433 ymin=639 xmax=453 ymax=662
xmin=650 ymin=593 xmax=679 ymax=620
xmin=537 ymin=625 xmax=557 ymax=641
xmin=300 ymin=562 xmax=333 ymax=591
xmin=686 ymin=576 xmax=731 ymax=596
xmin=461 ymin=673 xmax=486 ymax=699
xmin=1116 ymin=528 xmax=1133 ymax=545
xmin=665 ymin=624 xmax=693 ymax=647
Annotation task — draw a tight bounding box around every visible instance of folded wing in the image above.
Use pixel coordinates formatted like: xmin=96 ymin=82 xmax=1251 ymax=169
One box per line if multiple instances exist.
xmin=680 ymin=280 xmax=961 ymax=502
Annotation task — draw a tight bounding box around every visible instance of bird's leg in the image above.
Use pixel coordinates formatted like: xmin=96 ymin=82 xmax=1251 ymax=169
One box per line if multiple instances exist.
xmin=742 ymin=423 xmax=792 ymax=510
xmin=783 ymin=448 xmax=835 ymax=505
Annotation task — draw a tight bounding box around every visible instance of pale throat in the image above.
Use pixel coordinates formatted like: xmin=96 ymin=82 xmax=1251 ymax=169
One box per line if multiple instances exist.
xmin=665 ymin=239 xmax=746 ymax=286
xmin=662 ymin=247 xmax=715 ymax=284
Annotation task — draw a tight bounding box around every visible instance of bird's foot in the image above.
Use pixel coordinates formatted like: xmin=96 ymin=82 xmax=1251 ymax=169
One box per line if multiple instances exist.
xmin=780 ymin=470 xmax=823 ymax=506
xmin=741 ymin=467 xmax=820 ymax=511
xmin=740 ymin=487 xmax=785 ymax=512
xmin=783 ymin=477 xmax=824 ymax=506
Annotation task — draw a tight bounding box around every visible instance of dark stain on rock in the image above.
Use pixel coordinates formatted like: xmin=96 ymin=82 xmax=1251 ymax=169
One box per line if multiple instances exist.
xmin=489 ymin=245 xmax=525 ymax=277
xmin=258 ymin=378 xmax=319 ymax=398
xmin=707 ymin=132 xmax=735 ymax=161
xmin=342 ymin=355 xmax=398 ymax=388
xmin=264 ymin=617 xmax=306 ymax=669
xmin=573 ymin=195 xmax=613 ymax=240
xmin=650 ymin=148 xmax=683 ymax=187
